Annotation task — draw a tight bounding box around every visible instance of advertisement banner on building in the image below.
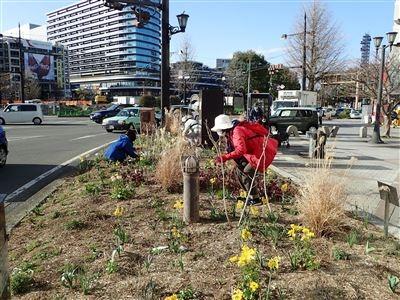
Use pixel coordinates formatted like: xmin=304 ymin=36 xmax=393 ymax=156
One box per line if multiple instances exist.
xmin=22 ymin=39 xmax=52 ymax=51
xmin=24 ymin=53 xmax=54 ymax=80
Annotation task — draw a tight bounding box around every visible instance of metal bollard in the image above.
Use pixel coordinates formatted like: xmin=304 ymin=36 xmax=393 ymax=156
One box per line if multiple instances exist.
xmin=359 ymin=126 xmax=367 ymax=138
xmin=306 ymin=131 xmax=316 ymax=158
xmin=182 ymin=156 xmax=200 ymax=223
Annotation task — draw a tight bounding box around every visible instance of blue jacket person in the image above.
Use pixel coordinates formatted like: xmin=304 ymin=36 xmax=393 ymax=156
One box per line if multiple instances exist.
xmin=104 ymin=129 xmax=138 ymax=162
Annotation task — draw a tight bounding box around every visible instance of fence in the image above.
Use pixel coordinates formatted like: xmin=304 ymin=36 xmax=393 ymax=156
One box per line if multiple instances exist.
xmin=0 ymin=194 xmax=9 ymax=299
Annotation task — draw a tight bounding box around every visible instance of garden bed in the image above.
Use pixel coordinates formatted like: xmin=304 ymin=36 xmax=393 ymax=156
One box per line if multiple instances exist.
xmin=7 ymin=133 xmax=400 ymax=299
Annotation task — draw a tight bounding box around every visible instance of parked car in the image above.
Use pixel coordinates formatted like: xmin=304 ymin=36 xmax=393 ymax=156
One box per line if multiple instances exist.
xmin=350 ymin=109 xmax=362 ymax=119
xmin=269 ymin=107 xmax=319 ymax=133
xmin=0 ymin=126 xmax=8 ymax=167
xmin=102 ymin=107 xmax=156 ymax=133
xmin=322 ymin=107 xmax=337 ymax=117
xmin=89 ymin=103 xmax=134 ymax=124
xmin=0 ymin=103 xmax=43 ymax=125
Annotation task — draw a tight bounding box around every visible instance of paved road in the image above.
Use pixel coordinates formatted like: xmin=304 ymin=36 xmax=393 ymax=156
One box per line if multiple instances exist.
xmin=273 ymin=119 xmax=400 ymax=237
xmin=0 ymin=116 xmax=119 ymax=202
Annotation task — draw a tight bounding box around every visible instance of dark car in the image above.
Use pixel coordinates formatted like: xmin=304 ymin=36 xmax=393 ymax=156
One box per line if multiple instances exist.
xmin=269 ymin=107 xmax=319 ymax=134
xmin=0 ymin=126 xmax=8 ymax=167
xmin=89 ymin=103 xmax=134 ymax=124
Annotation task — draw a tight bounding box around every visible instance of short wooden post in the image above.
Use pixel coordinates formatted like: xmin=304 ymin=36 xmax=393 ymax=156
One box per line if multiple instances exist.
xmin=378 ymin=182 xmax=399 ymax=238
xmin=0 ymin=194 xmax=10 ymax=299
xmin=182 ymin=156 xmax=200 ymax=223
xmin=330 ymin=126 xmax=340 ymax=137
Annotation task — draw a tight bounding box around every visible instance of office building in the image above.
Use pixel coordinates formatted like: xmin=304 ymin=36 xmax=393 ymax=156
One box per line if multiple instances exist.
xmin=216 ymin=58 xmax=231 ymax=71
xmin=47 ymin=0 xmax=161 ymax=98
xmin=0 ymin=35 xmax=70 ymax=103
xmin=393 ymin=0 xmax=400 ymax=58
xmin=360 ymin=34 xmax=371 ymax=65
xmin=171 ymin=61 xmax=225 ymax=99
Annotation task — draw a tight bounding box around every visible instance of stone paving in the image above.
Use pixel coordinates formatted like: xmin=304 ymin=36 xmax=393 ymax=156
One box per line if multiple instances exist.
xmin=272 ymin=119 xmax=400 ymax=238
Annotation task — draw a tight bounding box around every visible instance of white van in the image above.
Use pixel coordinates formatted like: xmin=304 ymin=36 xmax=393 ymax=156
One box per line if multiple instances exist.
xmin=0 ymin=103 xmax=44 ymax=125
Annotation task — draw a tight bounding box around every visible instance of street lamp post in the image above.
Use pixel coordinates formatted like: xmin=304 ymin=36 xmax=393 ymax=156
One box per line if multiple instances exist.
xmin=371 ymin=31 xmax=398 ymax=144
xmin=282 ymin=12 xmax=310 ymax=91
xmin=104 ymin=0 xmax=189 ymax=124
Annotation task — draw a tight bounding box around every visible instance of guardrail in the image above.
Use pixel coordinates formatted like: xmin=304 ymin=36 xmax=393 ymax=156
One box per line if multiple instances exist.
xmin=0 ymin=194 xmax=10 ymax=299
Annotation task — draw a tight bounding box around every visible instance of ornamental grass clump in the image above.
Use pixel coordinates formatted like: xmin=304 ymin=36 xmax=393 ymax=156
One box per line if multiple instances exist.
xmin=155 ymin=136 xmax=187 ymax=192
xmin=296 ymin=165 xmax=347 ymax=237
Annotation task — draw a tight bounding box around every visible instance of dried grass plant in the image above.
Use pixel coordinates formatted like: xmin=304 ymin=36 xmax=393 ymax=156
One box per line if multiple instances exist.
xmin=296 ymin=159 xmax=348 ymax=237
xmin=164 ymin=108 xmax=181 ymax=135
xmin=155 ymin=135 xmax=192 ymax=192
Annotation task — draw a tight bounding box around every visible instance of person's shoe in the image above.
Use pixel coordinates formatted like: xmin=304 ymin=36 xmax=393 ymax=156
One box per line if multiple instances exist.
xmin=248 ymin=198 xmax=262 ymax=206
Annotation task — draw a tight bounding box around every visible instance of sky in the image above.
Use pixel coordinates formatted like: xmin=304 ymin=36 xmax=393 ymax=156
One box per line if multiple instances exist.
xmin=0 ymin=0 xmax=397 ymax=67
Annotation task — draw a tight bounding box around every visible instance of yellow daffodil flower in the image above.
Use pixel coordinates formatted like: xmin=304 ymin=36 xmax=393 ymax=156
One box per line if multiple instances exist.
xmin=240 ymin=228 xmax=252 ymax=241
xmin=173 ymin=200 xmax=184 ymax=210
xmin=239 ymin=189 xmax=247 ymax=198
xmin=249 ymin=281 xmax=259 ymax=292
xmin=301 ymin=227 xmax=315 ymax=241
xmin=165 ymin=294 xmax=178 ymax=300
xmin=267 ymin=256 xmax=281 ymax=271
xmin=237 ymin=245 xmax=256 ymax=267
xmin=113 ymin=206 xmax=124 ymax=218
xmin=171 ymin=227 xmax=181 ymax=238
xmin=261 ymin=196 xmax=269 ymax=205
xmin=281 ymin=183 xmax=289 ymax=193
xmin=232 ymin=288 xmax=243 ymax=300
xmin=229 ymin=255 xmax=238 ymax=263
xmin=210 ymin=177 xmax=217 ymax=185
xmin=250 ymin=206 xmax=260 ymax=217
xmin=236 ymin=200 xmax=244 ymax=210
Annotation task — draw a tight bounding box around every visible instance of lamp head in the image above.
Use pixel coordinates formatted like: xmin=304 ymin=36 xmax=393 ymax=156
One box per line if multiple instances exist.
xmin=281 ymin=34 xmax=288 ymax=40
xmin=386 ymin=31 xmax=398 ymax=46
xmin=177 ymin=12 xmax=189 ymax=32
xmin=373 ymin=36 xmax=384 ymax=48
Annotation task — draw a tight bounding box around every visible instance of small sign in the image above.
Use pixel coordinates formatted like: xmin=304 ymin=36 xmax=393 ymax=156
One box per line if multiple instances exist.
xmin=378 ymin=181 xmax=399 ymax=206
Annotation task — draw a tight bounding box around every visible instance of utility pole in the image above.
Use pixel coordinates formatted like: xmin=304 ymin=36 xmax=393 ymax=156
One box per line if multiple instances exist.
xmin=246 ymin=57 xmax=251 ymax=113
xmin=302 ymin=13 xmax=307 ymax=91
xmin=18 ymin=23 xmax=25 ymax=102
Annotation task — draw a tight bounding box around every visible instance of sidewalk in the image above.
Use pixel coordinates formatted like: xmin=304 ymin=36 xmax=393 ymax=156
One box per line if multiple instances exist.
xmin=273 ymin=119 xmax=400 ymax=238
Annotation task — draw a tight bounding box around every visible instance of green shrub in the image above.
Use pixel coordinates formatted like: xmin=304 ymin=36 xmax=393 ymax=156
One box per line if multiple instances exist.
xmin=338 ymin=110 xmax=350 ymax=119
xmin=139 ymin=95 xmax=156 ymax=107
xmin=346 ymin=229 xmax=360 ymax=247
xmin=65 ymin=220 xmax=86 ymax=230
xmin=10 ymin=267 xmax=34 ymax=295
xmin=332 ymin=247 xmax=350 ymax=260
xmin=85 ymin=182 xmax=102 ymax=196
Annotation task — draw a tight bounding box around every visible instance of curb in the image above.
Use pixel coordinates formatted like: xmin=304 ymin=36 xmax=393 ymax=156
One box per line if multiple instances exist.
xmin=5 ymin=141 xmax=113 ymax=234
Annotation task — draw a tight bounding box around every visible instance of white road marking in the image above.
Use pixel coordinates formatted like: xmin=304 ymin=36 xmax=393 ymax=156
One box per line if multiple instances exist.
xmin=70 ymin=133 xmax=107 ymax=141
xmin=8 ymin=136 xmax=45 ymax=142
xmin=4 ymin=140 xmax=115 ymax=206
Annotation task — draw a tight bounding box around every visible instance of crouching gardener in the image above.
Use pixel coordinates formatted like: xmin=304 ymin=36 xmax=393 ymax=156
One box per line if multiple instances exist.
xmin=104 ymin=128 xmax=138 ymax=162
xmin=211 ymin=114 xmax=279 ymax=205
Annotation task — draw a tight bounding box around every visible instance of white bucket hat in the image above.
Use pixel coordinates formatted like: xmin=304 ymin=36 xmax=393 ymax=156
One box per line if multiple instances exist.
xmin=211 ymin=114 xmax=233 ymax=132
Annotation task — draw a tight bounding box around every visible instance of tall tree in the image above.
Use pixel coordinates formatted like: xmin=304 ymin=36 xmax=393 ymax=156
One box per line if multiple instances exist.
xmin=270 ymin=68 xmax=301 ymax=98
xmin=225 ymin=50 xmax=270 ymax=94
xmin=0 ymin=74 xmax=20 ymax=103
xmin=350 ymin=55 xmax=400 ymax=137
xmin=171 ymin=37 xmax=198 ymax=100
xmin=24 ymin=77 xmax=41 ymax=100
xmin=286 ymin=1 xmax=345 ymax=91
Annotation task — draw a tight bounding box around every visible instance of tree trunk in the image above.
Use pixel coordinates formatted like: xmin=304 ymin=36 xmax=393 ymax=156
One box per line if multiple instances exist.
xmin=382 ymin=113 xmax=391 ymax=138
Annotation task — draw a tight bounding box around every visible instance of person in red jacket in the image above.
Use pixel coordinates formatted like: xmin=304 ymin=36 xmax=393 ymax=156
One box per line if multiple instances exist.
xmin=212 ymin=114 xmax=279 ymax=205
